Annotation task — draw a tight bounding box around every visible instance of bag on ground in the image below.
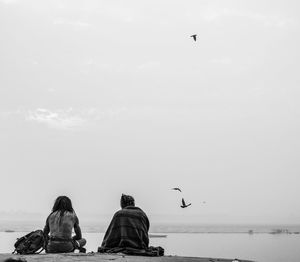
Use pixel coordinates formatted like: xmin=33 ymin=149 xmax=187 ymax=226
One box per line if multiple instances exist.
xmin=13 ymin=230 xmax=45 ymax=254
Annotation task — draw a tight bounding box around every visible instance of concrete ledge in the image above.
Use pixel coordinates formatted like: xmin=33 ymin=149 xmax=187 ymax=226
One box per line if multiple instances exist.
xmin=0 ymin=253 xmax=254 ymax=262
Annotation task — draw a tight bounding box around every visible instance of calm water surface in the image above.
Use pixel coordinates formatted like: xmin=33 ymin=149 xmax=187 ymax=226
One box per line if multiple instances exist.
xmin=1 ymin=232 xmax=300 ymax=262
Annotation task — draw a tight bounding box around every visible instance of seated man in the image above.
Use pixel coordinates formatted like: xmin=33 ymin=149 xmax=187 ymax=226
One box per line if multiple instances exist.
xmin=43 ymin=196 xmax=86 ymax=253
xmin=100 ymin=194 xmax=150 ymax=250
xmin=98 ymin=194 xmax=163 ymax=256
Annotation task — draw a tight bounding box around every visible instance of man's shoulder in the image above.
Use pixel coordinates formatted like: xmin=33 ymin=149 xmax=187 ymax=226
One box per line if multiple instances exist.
xmin=115 ymin=206 xmax=147 ymax=217
xmin=124 ymin=206 xmax=144 ymax=212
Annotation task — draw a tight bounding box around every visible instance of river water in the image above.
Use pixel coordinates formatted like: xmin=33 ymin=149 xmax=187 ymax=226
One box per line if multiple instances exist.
xmin=1 ymin=231 xmax=300 ymax=262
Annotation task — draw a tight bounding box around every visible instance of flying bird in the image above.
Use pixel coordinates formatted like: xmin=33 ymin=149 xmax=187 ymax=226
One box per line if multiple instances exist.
xmin=190 ymin=34 xmax=197 ymax=41
xmin=181 ymin=198 xmax=191 ymax=208
xmin=171 ymin=187 xmax=182 ymax=192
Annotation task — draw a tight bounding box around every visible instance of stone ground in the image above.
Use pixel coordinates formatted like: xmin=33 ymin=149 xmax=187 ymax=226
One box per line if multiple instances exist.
xmin=0 ymin=253 xmax=254 ymax=262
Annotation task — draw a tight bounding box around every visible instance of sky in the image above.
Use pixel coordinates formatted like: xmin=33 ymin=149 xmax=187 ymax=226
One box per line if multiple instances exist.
xmin=0 ymin=0 xmax=300 ymax=225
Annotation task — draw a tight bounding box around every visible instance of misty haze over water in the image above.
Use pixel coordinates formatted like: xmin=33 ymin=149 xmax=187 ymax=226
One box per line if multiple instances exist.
xmin=1 ymin=1 xmax=300 ymax=261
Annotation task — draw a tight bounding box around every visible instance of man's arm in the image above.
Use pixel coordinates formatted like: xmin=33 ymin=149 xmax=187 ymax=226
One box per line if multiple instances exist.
xmin=73 ymin=216 xmax=82 ymax=240
xmin=43 ymin=216 xmax=50 ymax=249
xmin=43 ymin=216 xmax=50 ymax=237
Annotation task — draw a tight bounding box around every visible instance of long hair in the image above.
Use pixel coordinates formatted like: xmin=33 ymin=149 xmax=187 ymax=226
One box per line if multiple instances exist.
xmin=52 ymin=196 xmax=74 ymax=216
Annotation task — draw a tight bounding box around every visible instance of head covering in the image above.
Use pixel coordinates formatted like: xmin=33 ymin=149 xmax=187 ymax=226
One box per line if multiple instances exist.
xmin=121 ymin=194 xmax=135 ymax=208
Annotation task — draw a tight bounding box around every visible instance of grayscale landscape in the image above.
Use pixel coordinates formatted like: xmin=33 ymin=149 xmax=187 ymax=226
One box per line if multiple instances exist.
xmin=1 ymin=1 xmax=300 ymax=261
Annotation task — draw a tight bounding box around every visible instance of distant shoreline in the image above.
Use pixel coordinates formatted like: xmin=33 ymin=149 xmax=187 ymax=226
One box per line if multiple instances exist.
xmin=1 ymin=221 xmax=300 ymax=234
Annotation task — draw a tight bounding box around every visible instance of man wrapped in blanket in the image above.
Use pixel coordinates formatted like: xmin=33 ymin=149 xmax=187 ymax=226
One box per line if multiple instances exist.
xmin=98 ymin=194 xmax=164 ymax=256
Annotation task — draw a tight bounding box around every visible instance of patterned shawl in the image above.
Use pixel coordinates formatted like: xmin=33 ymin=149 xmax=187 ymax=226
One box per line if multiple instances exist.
xmin=101 ymin=206 xmax=149 ymax=249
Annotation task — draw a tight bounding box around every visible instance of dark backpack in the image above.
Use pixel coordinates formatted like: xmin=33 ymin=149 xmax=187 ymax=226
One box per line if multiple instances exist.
xmin=13 ymin=230 xmax=45 ymax=254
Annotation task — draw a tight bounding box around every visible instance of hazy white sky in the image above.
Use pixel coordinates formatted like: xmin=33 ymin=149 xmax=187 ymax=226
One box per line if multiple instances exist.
xmin=0 ymin=0 xmax=300 ymax=224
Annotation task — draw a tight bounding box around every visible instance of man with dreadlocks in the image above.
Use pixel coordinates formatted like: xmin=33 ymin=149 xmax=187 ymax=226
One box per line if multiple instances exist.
xmin=43 ymin=196 xmax=86 ymax=253
xmin=98 ymin=194 xmax=162 ymax=255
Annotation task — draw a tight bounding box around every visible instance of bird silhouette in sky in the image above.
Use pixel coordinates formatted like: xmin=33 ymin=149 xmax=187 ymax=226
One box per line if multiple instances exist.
xmin=181 ymin=198 xmax=191 ymax=208
xmin=190 ymin=34 xmax=197 ymax=41
xmin=171 ymin=187 xmax=182 ymax=192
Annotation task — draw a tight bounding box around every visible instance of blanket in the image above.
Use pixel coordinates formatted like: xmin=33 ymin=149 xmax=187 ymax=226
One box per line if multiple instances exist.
xmin=98 ymin=246 xmax=164 ymax=256
xmin=100 ymin=206 xmax=150 ymax=250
